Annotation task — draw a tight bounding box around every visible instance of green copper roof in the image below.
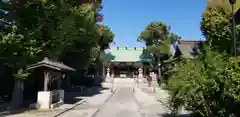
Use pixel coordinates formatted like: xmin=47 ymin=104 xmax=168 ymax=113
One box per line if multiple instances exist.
xmin=103 ymin=47 xmax=152 ymax=62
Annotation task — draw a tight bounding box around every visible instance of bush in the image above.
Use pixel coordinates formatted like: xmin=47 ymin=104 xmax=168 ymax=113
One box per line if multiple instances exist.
xmin=168 ymin=46 xmax=240 ymax=117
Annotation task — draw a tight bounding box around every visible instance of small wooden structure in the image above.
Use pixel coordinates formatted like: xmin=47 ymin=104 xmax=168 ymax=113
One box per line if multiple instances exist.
xmin=27 ymin=57 xmax=75 ymax=109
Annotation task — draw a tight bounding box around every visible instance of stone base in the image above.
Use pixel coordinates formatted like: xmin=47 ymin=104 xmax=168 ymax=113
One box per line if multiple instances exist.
xmin=37 ymin=91 xmax=51 ymax=109
xmin=37 ymin=90 xmax=64 ymax=109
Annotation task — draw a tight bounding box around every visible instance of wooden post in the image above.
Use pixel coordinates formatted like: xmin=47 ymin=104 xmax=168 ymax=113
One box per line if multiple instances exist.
xmin=65 ymin=74 xmax=71 ymax=91
xmin=57 ymin=73 xmax=61 ymax=90
xmin=44 ymin=71 xmax=49 ymax=91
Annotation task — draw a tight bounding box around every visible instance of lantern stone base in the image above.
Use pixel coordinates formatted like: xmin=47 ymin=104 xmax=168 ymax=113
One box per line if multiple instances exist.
xmin=37 ymin=91 xmax=52 ymax=109
xmin=36 ymin=90 xmax=64 ymax=109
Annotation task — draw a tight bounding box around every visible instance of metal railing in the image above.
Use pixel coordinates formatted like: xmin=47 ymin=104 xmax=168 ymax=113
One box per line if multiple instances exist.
xmin=51 ymin=91 xmax=60 ymax=104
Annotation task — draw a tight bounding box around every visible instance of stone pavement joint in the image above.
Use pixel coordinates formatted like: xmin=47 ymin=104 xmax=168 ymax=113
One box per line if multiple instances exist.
xmin=54 ymin=100 xmax=87 ymax=117
xmin=92 ymin=78 xmax=169 ymax=117
xmin=57 ymin=83 xmax=117 ymax=117
xmin=89 ymin=87 xmax=117 ymax=117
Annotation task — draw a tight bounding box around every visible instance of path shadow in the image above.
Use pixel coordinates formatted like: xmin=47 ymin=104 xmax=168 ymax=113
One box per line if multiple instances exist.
xmin=160 ymin=112 xmax=198 ymax=117
xmin=0 ymin=105 xmax=35 ymax=117
xmin=0 ymin=102 xmax=8 ymax=113
xmin=64 ymin=86 xmax=110 ymax=104
xmin=0 ymin=86 xmax=110 ymax=116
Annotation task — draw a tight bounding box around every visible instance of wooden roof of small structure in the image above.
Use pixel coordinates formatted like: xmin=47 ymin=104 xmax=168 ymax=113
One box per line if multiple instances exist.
xmin=27 ymin=57 xmax=75 ymax=72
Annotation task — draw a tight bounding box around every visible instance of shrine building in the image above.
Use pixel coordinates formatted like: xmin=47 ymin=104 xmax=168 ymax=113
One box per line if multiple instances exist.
xmin=103 ymin=46 xmax=152 ymax=78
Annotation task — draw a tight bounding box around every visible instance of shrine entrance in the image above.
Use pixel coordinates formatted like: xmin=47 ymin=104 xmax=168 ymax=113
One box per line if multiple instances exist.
xmin=111 ymin=62 xmax=140 ymax=78
xmin=103 ymin=47 xmax=152 ymax=79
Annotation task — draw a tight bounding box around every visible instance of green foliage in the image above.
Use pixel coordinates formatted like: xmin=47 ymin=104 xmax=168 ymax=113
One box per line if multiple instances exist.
xmin=150 ymin=33 xmax=181 ymax=54
xmin=166 ymin=3 xmax=240 ymax=117
xmin=207 ymin=0 xmax=240 ymax=12
xmin=97 ymin=24 xmax=115 ymax=50
xmin=168 ymin=46 xmax=240 ymax=117
xmin=138 ymin=21 xmax=170 ymax=46
xmin=200 ymin=6 xmax=240 ymax=53
xmin=0 ymin=25 xmax=41 ymax=69
xmin=138 ymin=21 xmax=181 ymax=83
xmin=139 ymin=22 xmax=181 ymax=56
xmin=0 ymin=0 xmax=114 ymax=80
xmin=13 ymin=69 xmax=30 ymax=80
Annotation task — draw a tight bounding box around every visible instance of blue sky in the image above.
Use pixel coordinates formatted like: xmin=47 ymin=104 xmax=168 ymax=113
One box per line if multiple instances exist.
xmin=101 ymin=0 xmax=206 ymax=47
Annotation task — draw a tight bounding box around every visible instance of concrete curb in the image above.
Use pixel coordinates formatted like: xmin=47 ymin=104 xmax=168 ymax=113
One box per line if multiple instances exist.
xmin=90 ymin=88 xmax=117 ymax=117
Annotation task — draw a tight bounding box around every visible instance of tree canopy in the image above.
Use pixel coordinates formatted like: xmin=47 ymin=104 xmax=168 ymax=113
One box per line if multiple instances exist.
xmin=138 ymin=21 xmax=181 ymax=58
xmin=0 ymin=0 xmax=114 ymax=72
xmin=138 ymin=22 xmax=170 ymax=46
xmin=167 ymin=2 xmax=240 ymax=117
xmin=0 ymin=0 xmax=114 ymax=107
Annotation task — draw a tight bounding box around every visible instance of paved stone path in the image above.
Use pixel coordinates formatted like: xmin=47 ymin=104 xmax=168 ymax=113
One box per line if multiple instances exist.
xmin=93 ymin=78 xmax=169 ymax=117
xmin=94 ymin=87 xmax=142 ymax=117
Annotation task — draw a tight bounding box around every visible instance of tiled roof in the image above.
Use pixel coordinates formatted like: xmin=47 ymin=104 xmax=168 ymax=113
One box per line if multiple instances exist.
xmin=103 ymin=47 xmax=152 ymax=62
xmin=178 ymin=42 xmax=196 ymax=58
xmin=171 ymin=40 xmax=204 ymax=58
xmin=27 ymin=57 xmax=75 ymax=71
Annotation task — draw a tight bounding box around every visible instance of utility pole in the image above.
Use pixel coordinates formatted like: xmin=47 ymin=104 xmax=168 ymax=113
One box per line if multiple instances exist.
xmin=229 ymin=0 xmax=237 ymax=56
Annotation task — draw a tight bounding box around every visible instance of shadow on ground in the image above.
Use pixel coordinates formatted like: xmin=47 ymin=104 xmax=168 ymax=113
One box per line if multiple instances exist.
xmin=160 ymin=112 xmax=198 ymax=117
xmin=64 ymin=86 xmax=109 ymax=104
xmin=0 ymin=106 xmax=35 ymax=117
xmin=0 ymin=86 xmax=110 ymax=116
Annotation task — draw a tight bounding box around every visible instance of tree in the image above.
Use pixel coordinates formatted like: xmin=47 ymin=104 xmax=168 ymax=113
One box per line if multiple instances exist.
xmin=138 ymin=21 xmax=181 ymax=85
xmin=138 ymin=21 xmax=170 ymax=46
xmin=97 ymin=24 xmax=115 ymax=50
xmin=138 ymin=22 xmax=181 ymax=57
xmin=167 ymin=3 xmax=240 ymax=116
xmin=0 ymin=25 xmax=41 ymax=108
xmin=200 ymin=6 xmax=234 ymax=53
xmin=93 ymin=24 xmax=114 ymax=86
xmin=0 ymin=0 xmax=114 ymax=108
xmin=168 ymin=46 xmax=240 ymax=117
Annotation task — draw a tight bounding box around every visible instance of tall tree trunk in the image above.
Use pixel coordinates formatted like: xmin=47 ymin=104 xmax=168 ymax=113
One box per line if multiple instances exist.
xmin=9 ymin=79 xmax=24 ymax=109
xmin=102 ymin=65 xmax=105 ymax=82
xmin=94 ymin=59 xmax=101 ymax=87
